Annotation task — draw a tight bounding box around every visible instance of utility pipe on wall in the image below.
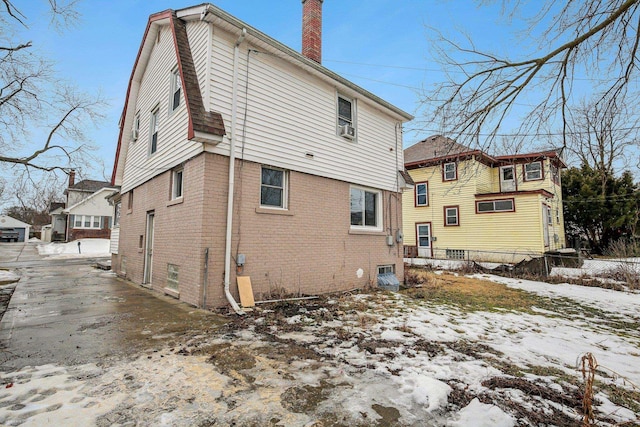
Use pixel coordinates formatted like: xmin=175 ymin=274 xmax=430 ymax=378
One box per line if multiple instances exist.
xmin=223 ymin=28 xmax=247 ymax=315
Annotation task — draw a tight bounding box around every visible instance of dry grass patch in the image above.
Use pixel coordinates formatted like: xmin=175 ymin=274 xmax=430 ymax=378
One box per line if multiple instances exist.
xmin=403 ymin=269 xmax=537 ymax=312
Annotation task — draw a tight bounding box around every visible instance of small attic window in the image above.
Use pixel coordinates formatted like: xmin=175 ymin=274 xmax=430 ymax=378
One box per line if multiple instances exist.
xmin=170 ymin=68 xmax=181 ymax=112
xmin=156 ymin=29 xmax=161 ymax=45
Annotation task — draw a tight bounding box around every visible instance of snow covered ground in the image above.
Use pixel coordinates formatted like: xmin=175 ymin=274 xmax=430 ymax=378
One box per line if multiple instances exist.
xmin=36 ymin=239 xmax=110 ymax=259
xmin=0 ymin=270 xmax=19 ymax=283
xmin=1 ymin=270 xmax=639 ymax=426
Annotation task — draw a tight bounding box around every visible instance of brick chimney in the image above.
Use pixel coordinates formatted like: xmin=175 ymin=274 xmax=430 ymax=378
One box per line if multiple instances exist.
xmin=68 ymin=170 xmax=75 ymax=187
xmin=302 ymin=0 xmax=323 ymax=63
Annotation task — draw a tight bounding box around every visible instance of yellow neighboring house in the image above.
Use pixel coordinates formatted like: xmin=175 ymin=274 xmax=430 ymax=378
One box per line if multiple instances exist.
xmin=402 ymin=135 xmax=567 ymax=262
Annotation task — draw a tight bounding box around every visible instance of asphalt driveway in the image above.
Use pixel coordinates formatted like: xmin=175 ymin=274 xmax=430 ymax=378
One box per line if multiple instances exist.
xmin=0 ymin=242 xmax=223 ymax=371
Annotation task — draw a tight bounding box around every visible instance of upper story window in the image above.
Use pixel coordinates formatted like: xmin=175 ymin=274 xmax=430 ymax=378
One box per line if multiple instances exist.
xmin=550 ymin=163 xmax=560 ymax=185
xmin=350 ymin=186 xmax=381 ymax=230
xmin=170 ymin=68 xmax=182 ymax=112
xmin=149 ymin=107 xmax=159 ymax=154
xmin=444 ymin=206 xmax=459 ymax=226
xmin=477 ymin=199 xmax=515 ymax=213
xmin=261 ymin=166 xmax=288 ymax=209
xmin=132 ymin=112 xmax=140 ymax=141
xmin=337 ymin=94 xmax=356 ymax=139
xmin=443 ymin=162 xmax=457 ymax=181
xmin=171 ymin=167 xmax=184 ymax=200
xmin=524 ymin=161 xmax=542 ymax=181
xmin=415 ymin=182 xmax=428 ymax=206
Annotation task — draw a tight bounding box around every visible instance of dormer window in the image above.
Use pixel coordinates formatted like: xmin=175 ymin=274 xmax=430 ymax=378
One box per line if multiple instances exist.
xmin=337 ymin=94 xmax=355 ymax=139
xmin=170 ymin=68 xmax=182 ymax=112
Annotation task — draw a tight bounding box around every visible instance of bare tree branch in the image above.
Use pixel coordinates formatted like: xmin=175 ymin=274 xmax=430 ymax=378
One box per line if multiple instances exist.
xmin=427 ymin=0 xmax=640 ymax=153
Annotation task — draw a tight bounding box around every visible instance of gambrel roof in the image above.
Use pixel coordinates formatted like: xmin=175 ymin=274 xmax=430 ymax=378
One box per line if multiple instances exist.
xmin=111 ymin=9 xmax=227 ymax=185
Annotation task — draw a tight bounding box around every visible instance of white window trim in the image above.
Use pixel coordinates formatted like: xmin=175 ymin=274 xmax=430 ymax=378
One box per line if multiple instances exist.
xmin=476 ymin=199 xmax=515 ymax=213
xmin=415 ymin=182 xmax=428 ymax=206
xmin=350 ymin=185 xmax=383 ymax=232
xmin=72 ymin=215 xmax=103 ymax=230
xmin=445 ymin=206 xmax=459 ymax=226
xmin=132 ymin=112 xmax=140 ymax=141
xmin=260 ymin=166 xmax=288 ymax=209
xmin=337 ymin=93 xmax=356 ymax=139
xmin=149 ymin=106 xmax=159 ymax=155
xmin=169 ymin=67 xmax=182 ymax=113
xmin=525 ymin=161 xmax=542 ymax=181
xmin=114 ymin=202 xmax=121 ymax=227
xmin=443 ymin=162 xmax=457 ymax=181
xmin=171 ymin=167 xmax=184 ymax=200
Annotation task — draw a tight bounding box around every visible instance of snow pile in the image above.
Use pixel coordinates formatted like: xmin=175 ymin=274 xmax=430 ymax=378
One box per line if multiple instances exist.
xmin=37 ymin=239 xmax=110 ymax=259
xmin=0 ymin=269 xmax=19 ymax=283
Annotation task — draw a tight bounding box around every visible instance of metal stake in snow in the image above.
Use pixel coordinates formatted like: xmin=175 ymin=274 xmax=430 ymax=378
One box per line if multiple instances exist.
xmin=77 ymin=241 xmax=81 ymax=254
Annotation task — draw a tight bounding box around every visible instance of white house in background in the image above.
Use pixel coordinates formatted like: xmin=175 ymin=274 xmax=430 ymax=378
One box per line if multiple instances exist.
xmin=0 ymin=215 xmax=31 ymax=242
xmin=51 ymin=171 xmax=118 ymax=241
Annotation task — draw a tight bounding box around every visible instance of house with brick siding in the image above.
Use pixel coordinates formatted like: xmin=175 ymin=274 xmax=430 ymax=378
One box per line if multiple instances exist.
xmin=109 ymin=1 xmax=413 ymax=311
xmin=402 ymin=135 xmax=567 ymax=263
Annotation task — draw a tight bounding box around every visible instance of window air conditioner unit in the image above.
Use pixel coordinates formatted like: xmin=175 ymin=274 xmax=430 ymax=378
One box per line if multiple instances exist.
xmin=339 ymin=124 xmax=355 ymax=139
xmin=131 ymin=129 xmax=138 ymax=141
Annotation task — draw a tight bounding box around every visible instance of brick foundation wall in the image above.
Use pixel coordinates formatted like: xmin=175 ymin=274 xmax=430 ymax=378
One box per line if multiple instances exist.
xmin=114 ymin=152 xmax=404 ymax=309
xmin=69 ymin=228 xmax=111 ymax=241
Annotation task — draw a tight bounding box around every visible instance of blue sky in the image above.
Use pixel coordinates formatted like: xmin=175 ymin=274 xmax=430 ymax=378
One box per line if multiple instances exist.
xmin=18 ymin=0 xmax=523 ymax=182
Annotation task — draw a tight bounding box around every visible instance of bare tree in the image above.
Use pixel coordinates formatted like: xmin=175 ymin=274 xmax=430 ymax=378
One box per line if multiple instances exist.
xmin=564 ymin=99 xmax=639 ymax=193
xmin=0 ymin=0 xmax=106 ymax=173
xmin=427 ymin=0 xmax=640 ymax=151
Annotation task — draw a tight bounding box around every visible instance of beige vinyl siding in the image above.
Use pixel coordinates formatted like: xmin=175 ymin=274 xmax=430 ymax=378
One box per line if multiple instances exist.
xmin=121 ymin=24 xmax=203 ymax=194
xmin=206 ymin=25 xmax=402 ymax=192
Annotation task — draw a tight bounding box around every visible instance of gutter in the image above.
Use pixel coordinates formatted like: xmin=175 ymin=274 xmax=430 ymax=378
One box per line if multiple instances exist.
xmin=222 ymin=27 xmax=247 ymax=315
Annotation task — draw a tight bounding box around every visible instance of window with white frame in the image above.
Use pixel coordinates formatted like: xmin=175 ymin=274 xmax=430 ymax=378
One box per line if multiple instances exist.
xmin=524 ymin=161 xmax=542 ymax=181
xmin=150 ymin=107 xmax=159 ymax=154
xmin=477 ymin=199 xmax=515 ymax=213
xmin=445 ymin=206 xmax=459 ymax=226
xmin=415 ymin=182 xmax=428 ymax=206
xmin=170 ymin=68 xmax=181 ymax=112
xmin=547 ymin=205 xmax=552 ymax=225
xmin=72 ymin=215 xmax=104 ymax=229
xmin=132 ymin=112 xmax=140 ymax=141
xmin=443 ymin=162 xmax=457 ymax=181
xmin=114 ymin=202 xmax=121 ymax=226
xmin=171 ymin=167 xmax=183 ymax=200
xmin=350 ymin=186 xmax=381 ymax=229
xmin=337 ymin=94 xmax=355 ymax=138
xmin=260 ymin=166 xmax=287 ymax=208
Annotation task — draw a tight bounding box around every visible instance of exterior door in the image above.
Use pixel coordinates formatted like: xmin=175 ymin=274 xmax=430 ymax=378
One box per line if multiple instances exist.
xmin=416 ymin=223 xmax=432 ymax=257
xmin=542 ymin=204 xmax=550 ymax=247
xmin=143 ymin=211 xmax=155 ymax=284
xmin=500 ymin=166 xmax=516 ymax=192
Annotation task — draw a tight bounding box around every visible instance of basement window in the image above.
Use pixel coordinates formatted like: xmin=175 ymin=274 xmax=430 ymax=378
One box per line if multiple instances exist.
xmin=166 ymin=264 xmax=179 ymax=291
xmin=446 ymin=249 xmax=465 ymax=260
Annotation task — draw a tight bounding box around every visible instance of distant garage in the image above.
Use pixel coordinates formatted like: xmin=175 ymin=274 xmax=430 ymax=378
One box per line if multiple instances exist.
xmin=0 ymin=215 xmax=31 ymax=243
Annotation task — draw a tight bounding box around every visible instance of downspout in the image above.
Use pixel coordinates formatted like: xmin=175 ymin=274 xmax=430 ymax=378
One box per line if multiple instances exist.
xmin=223 ymin=28 xmax=247 ymax=315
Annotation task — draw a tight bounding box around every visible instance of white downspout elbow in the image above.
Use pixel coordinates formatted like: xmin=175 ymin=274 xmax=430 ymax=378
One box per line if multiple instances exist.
xmin=223 ymin=28 xmax=247 ymax=315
